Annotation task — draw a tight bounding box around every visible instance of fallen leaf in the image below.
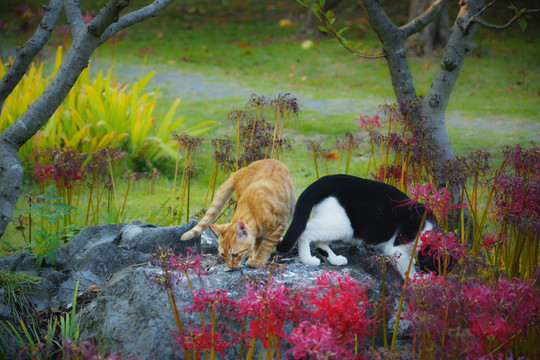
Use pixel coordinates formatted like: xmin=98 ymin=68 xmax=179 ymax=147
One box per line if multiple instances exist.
xmin=326 ymin=152 xmax=340 ymax=160
xmin=301 ymin=39 xmax=314 ymax=49
xmin=279 ymin=19 xmax=293 ymax=27
xmin=239 ymin=41 xmax=250 ymax=49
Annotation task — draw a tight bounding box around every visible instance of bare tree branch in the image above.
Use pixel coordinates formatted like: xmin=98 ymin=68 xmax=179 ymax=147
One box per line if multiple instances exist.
xmin=63 ymin=0 xmax=85 ymax=36
xmin=469 ymin=8 xmax=540 ymax=32
xmin=0 ymin=0 xmax=175 ymax=239
xmin=357 ymin=0 xmax=400 ymax=46
xmin=0 ymin=0 xmax=63 ymax=114
xmin=401 ymin=0 xmax=448 ymax=38
xmin=100 ymin=0 xmax=175 ymax=44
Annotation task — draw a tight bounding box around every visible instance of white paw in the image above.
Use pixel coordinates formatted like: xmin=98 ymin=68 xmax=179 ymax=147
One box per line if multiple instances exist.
xmin=301 ymin=256 xmax=321 ymax=266
xmin=329 ymin=255 xmax=348 ymax=266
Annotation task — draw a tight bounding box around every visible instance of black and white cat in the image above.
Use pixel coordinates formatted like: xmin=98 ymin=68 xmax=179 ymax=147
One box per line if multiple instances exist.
xmin=276 ymin=174 xmax=438 ymax=279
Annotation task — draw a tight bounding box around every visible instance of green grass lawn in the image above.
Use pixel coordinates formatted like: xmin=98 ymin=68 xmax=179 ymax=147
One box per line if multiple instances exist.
xmin=1 ymin=0 xmax=539 ymax=250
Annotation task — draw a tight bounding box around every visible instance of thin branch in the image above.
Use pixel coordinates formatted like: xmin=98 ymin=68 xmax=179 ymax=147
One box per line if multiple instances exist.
xmin=312 ymin=1 xmax=384 ymax=59
xmin=470 ymin=8 xmax=540 ymax=31
xmin=100 ymin=0 xmax=175 ymax=44
xmin=63 ymin=0 xmax=85 ymax=36
xmin=0 ymin=0 xmax=63 ymax=113
xmin=357 ymin=0 xmax=399 ymax=47
xmin=401 ymin=0 xmax=448 ymax=38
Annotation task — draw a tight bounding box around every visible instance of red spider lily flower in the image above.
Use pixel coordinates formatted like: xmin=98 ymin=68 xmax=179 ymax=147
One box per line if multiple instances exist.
xmin=306 ymin=272 xmax=374 ymax=343
xmin=287 ymin=321 xmax=353 ymax=360
xmin=185 ymin=287 xmax=239 ymax=316
xmin=372 ymin=164 xmax=405 ymax=183
xmin=469 ymin=313 xmax=510 ymax=346
xmin=494 ymin=174 xmax=540 ymax=232
xmin=404 ymin=275 xmax=539 ymax=358
xmin=358 ymin=114 xmax=382 ymax=131
xmin=168 ymin=248 xmax=208 ymax=281
xmin=407 ymin=182 xmax=463 ymax=218
xmin=480 ymin=233 xmax=507 ymax=251
xmin=419 ymin=230 xmax=466 ymax=274
xmin=172 ymin=324 xmax=237 ymax=359
xmin=32 ymin=162 xmax=55 ymax=182
xmin=236 ymin=280 xmax=294 ymax=348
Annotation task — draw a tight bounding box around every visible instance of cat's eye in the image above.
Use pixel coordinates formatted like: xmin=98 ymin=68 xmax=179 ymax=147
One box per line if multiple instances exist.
xmin=219 ymin=253 xmax=225 ymax=259
xmin=231 ymin=253 xmax=239 ymax=258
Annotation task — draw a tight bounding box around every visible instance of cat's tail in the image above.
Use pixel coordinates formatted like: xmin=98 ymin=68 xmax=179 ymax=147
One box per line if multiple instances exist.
xmin=276 ymin=186 xmax=320 ymax=253
xmin=181 ymin=176 xmax=235 ymax=241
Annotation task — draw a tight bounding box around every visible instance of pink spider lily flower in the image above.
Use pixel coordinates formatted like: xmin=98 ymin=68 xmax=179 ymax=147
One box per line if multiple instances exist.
xmin=32 ymin=162 xmax=55 ymax=182
xmin=236 ymin=280 xmax=293 ymax=348
xmin=358 ymin=114 xmax=382 ymax=131
xmin=185 ymin=287 xmax=239 ymax=316
xmin=418 ymin=230 xmax=467 ymax=275
xmin=168 ymin=248 xmax=208 ymax=281
xmin=305 ymin=271 xmax=374 ymax=343
xmin=287 ymin=321 xmax=353 ymax=360
xmin=172 ymin=324 xmax=237 ymax=359
xmin=408 ymin=182 xmax=452 ymax=218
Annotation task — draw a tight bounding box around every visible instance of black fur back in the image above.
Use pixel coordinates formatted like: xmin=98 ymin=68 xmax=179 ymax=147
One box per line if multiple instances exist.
xmin=277 ymin=175 xmax=431 ymax=253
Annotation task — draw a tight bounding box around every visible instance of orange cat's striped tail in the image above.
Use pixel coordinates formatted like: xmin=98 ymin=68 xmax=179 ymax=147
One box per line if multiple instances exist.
xmin=181 ymin=176 xmax=235 ymax=241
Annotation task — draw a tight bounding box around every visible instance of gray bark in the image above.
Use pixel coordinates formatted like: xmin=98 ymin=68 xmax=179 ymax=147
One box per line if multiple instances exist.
xmin=0 ymin=0 xmax=174 ymax=239
xmin=422 ymin=0 xmax=484 ymax=171
xmin=357 ymin=0 xmax=488 ymax=184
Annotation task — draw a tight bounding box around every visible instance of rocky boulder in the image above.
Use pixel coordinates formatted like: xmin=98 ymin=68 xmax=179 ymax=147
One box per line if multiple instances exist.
xmin=0 ymin=220 xmax=406 ymax=359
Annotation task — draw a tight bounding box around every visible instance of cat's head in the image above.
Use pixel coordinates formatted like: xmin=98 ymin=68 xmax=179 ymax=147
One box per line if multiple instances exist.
xmin=211 ymin=220 xmax=255 ymax=268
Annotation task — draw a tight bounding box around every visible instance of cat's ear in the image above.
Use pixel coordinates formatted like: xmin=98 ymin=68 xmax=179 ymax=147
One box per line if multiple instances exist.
xmin=236 ymin=220 xmax=249 ymax=241
xmin=210 ymin=223 xmax=226 ymax=235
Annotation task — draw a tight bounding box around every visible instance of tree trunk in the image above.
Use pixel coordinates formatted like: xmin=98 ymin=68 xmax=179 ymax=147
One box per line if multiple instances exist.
xmin=0 ymin=0 xmax=174 ymax=239
xmin=358 ymin=0 xmax=490 ymax=186
xmin=422 ymin=0 xmax=484 ymax=180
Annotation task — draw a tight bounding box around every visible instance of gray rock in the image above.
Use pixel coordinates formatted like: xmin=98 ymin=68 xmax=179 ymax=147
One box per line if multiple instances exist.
xmin=0 ymin=220 xmax=201 ymax=358
xmin=1 ymin=221 xmax=408 ymax=359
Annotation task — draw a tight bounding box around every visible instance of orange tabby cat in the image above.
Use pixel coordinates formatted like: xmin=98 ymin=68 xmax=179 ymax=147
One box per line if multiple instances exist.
xmin=181 ymin=159 xmax=295 ymax=268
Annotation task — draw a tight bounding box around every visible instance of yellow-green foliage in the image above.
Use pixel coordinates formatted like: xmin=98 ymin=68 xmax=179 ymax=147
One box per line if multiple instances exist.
xmin=0 ymin=46 xmax=213 ymax=166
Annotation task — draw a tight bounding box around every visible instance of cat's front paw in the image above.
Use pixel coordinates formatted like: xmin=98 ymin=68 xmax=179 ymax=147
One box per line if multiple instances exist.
xmin=301 ymin=256 xmax=321 ymax=266
xmin=329 ymin=255 xmax=348 ymax=266
xmin=246 ymin=257 xmax=265 ymax=268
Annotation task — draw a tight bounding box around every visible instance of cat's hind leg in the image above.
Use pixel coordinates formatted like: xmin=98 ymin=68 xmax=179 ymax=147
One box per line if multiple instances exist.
xmin=315 ymin=242 xmax=348 ymax=266
xmin=298 ymin=235 xmax=320 ymax=266
xmin=297 ymin=196 xmax=353 ymax=267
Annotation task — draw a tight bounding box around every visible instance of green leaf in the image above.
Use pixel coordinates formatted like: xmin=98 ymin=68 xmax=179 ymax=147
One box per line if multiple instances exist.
xmin=337 ymin=26 xmax=350 ymax=36
xmin=296 ymin=0 xmax=309 ymax=8
xmin=326 ymin=10 xmax=334 ymax=18
xmin=518 ymin=19 xmax=527 ymax=32
xmin=318 ymin=25 xmax=328 ymax=33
